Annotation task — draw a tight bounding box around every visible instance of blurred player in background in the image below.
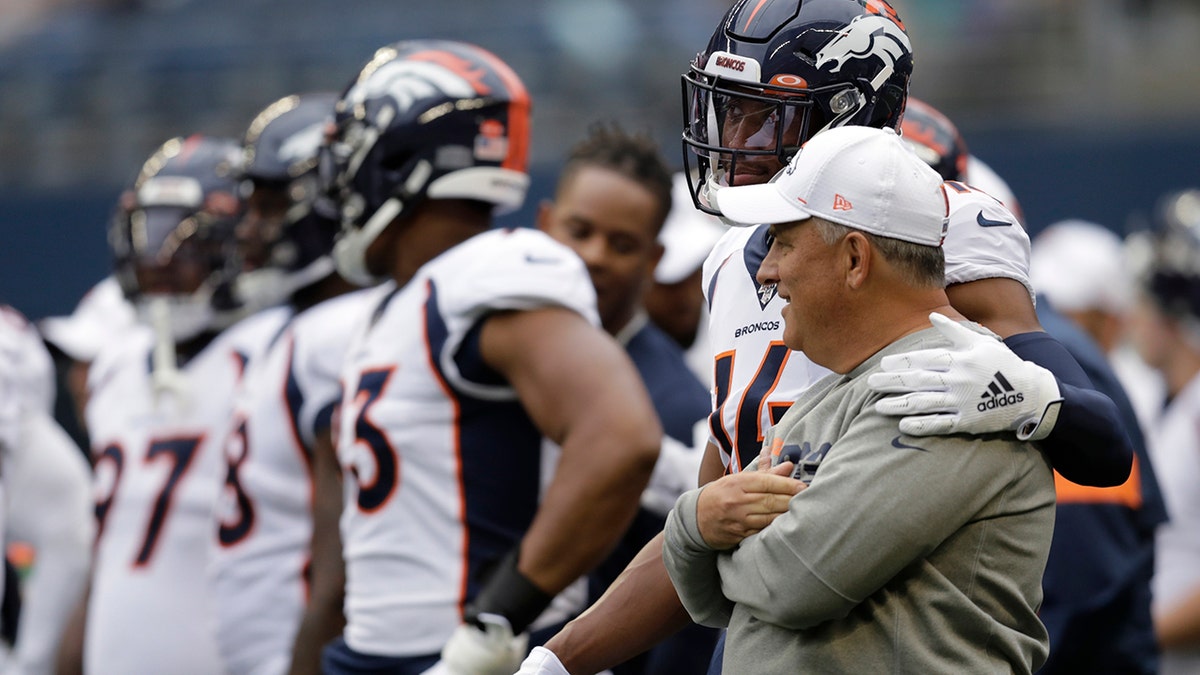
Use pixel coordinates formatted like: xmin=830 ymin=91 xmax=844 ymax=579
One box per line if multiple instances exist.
xmin=318 ymin=40 xmax=660 ymax=675
xmin=1125 ymin=188 xmax=1200 ymax=675
xmin=77 ymin=134 xmax=291 ymax=675
xmin=1029 ymin=219 xmax=1166 ymax=434
xmin=0 ymin=305 xmax=92 ymax=675
xmin=38 ymin=275 xmax=137 ymax=451
xmin=208 ymin=91 xmax=369 ymax=675
xmin=643 ymin=173 xmax=727 ymax=384
xmin=536 ymin=123 xmax=716 ymax=675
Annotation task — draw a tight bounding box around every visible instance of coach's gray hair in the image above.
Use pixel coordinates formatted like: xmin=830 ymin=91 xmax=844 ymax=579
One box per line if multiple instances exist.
xmin=812 ymin=218 xmax=944 ymax=288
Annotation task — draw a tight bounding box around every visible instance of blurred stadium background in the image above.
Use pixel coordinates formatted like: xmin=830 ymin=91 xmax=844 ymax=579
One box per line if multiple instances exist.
xmin=2 ymin=0 xmax=1198 ymax=320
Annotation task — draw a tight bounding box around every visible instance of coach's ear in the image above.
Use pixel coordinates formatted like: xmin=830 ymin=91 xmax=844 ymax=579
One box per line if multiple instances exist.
xmin=841 ymin=230 xmax=872 ymax=290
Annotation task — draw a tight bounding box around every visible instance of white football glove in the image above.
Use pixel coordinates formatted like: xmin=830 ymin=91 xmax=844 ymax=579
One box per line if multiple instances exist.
xmin=420 ymin=614 xmax=529 ymax=675
xmin=867 ymin=313 xmax=1063 ymax=441
xmin=514 ymin=646 xmax=571 ymax=675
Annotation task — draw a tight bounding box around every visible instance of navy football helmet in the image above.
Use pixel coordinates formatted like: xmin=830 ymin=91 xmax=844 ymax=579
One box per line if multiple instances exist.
xmin=1132 ymin=189 xmax=1200 ymax=324
xmin=109 ymin=134 xmax=245 ymax=341
xmin=683 ymin=0 xmax=914 ymax=214
xmin=322 ymin=40 xmax=532 ymax=285
xmin=235 ymin=91 xmax=342 ymax=309
xmin=899 ymin=97 xmax=969 ymax=182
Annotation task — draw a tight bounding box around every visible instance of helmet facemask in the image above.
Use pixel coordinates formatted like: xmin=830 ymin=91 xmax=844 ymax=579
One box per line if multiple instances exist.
xmin=680 ymin=0 xmax=913 ymax=217
xmin=682 ymin=63 xmax=870 ymax=215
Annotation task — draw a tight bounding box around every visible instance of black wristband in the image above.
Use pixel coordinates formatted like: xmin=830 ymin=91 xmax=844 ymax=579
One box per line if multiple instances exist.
xmin=465 ymin=549 xmax=554 ymax=635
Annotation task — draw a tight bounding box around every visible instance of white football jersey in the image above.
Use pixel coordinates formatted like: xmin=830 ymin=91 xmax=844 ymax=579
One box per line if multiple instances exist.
xmin=336 ymin=228 xmax=597 ymax=657
xmin=0 ymin=304 xmax=56 ymax=418
xmin=701 ymin=184 xmax=1030 ymax=472
xmin=210 ymin=289 xmax=377 ymax=675
xmin=1 ymin=305 xmax=95 ymax=675
xmin=1147 ymin=373 xmax=1200 ymax=675
xmin=941 ymin=180 xmax=1033 ymax=299
xmin=701 ymin=226 xmax=833 ymax=471
xmin=966 ymin=155 xmax=1024 ymax=225
xmin=84 ymin=307 xmax=289 ymax=675
xmin=0 ymin=304 xmax=62 ymax=641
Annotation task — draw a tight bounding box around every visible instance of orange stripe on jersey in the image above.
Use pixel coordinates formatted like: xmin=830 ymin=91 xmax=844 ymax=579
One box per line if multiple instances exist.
xmin=743 ymin=0 xmax=772 ymax=32
xmin=280 ymin=336 xmax=312 ymax=475
xmin=1054 ymin=455 xmax=1143 ymax=509
xmin=421 ymin=279 xmax=469 ymax=616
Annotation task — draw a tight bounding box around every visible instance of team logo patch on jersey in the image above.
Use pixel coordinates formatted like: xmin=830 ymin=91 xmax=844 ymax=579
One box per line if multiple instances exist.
xmin=815 ymin=14 xmax=912 ymax=92
xmin=757 ymin=281 xmax=778 ymax=308
xmin=745 ymin=225 xmax=779 ymax=309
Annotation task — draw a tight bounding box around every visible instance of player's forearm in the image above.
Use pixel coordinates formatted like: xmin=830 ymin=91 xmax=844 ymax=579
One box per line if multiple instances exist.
xmin=288 ymin=534 xmax=346 ymax=675
xmin=521 ymin=424 xmax=659 ymax=593
xmin=53 ymin=578 xmax=89 ymax=675
xmin=288 ymin=431 xmax=345 ymax=675
xmin=547 ymin=531 xmax=694 ymax=674
xmin=1004 ymin=331 xmax=1133 ymax=486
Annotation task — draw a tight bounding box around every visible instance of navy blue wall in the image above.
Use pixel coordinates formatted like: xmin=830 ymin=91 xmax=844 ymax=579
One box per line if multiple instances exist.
xmin=1 ymin=189 xmax=114 ymax=320
xmin=966 ymin=126 xmax=1200 ymax=237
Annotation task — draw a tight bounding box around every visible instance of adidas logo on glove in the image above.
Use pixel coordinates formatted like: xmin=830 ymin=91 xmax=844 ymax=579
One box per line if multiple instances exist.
xmin=977 ymin=371 xmax=1024 ymax=412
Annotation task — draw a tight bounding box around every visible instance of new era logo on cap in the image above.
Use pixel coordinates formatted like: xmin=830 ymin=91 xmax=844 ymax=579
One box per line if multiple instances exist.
xmin=833 ymin=194 xmax=853 ymax=211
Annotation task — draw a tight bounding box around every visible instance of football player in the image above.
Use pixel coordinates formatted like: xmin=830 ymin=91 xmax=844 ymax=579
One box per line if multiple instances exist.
xmin=643 ymin=173 xmax=729 ymax=384
xmin=318 ymin=40 xmax=661 ymax=675
xmin=535 ymin=123 xmax=717 ymax=675
xmin=80 ymin=134 xmax=291 ymax=675
xmin=38 ymin=275 xmax=138 ymax=447
xmin=0 ymin=305 xmax=93 ymax=675
xmin=1126 ymin=189 xmax=1200 ymax=675
xmin=522 ymin=1 xmax=1136 ymax=673
xmin=208 ymin=91 xmax=370 ymax=675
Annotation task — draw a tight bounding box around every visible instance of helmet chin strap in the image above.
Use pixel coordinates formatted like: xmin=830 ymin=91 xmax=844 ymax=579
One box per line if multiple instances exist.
xmin=332 ymin=159 xmax=433 ymax=286
xmin=333 ymin=196 xmax=403 ymax=287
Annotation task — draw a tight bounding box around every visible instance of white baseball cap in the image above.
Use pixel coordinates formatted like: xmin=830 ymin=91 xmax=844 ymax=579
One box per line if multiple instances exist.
xmin=714 ymin=126 xmax=948 ymax=247
xmin=655 ymin=173 xmax=729 ymax=284
xmin=1031 ymin=219 xmax=1133 ymax=314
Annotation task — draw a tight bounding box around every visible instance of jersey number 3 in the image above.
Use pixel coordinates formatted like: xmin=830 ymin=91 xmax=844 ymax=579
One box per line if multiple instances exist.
xmin=347 ymin=368 xmax=399 ymax=513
